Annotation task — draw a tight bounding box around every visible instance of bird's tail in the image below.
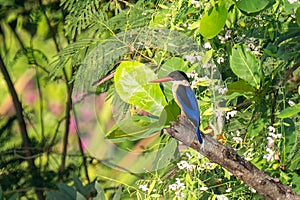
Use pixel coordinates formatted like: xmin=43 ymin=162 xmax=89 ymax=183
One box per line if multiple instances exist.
xmin=196 ymin=127 xmax=203 ymax=144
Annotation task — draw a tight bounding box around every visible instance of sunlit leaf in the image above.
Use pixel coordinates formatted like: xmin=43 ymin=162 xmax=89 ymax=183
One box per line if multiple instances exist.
xmin=106 ymin=116 xmax=162 ymax=141
xmin=199 ymin=2 xmax=228 ymax=39
xmin=235 ymin=0 xmax=269 ymax=13
xmin=114 ymin=61 xmax=167 ymax=116
xmin=278 ymin=104 xmax=300 ymax=118
xmin=230 ymin=45 xmax=261 ymax=89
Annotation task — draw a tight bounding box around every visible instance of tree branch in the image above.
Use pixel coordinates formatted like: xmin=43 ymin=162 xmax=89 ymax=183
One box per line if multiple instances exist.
xmin=0 ymin=56 xmax=45 ymax=200
xmin=165 ymin=116 xmax=300 ymax=200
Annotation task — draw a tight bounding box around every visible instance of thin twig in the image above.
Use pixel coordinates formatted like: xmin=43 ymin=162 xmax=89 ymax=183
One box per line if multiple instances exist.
xmin=77 ymin=135 xmax=91 ymax=183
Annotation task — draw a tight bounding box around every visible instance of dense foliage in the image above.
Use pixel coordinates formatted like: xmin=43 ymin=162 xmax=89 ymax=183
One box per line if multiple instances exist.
xmin=0 ymin=0 xmax=299 ymax=199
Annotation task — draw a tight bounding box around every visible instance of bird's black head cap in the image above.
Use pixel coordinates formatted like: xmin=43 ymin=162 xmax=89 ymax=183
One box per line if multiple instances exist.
xmin=168 ymin=70 xmax=189 ymax=81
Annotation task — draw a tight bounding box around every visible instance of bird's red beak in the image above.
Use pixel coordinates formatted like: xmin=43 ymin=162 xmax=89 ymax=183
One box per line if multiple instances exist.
xmin=151 ymin=76 xmax=174 ymax=83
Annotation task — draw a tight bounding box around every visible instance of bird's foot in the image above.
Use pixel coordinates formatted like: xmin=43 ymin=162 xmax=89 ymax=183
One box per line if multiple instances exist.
xmin=177 ymin=114 xmax=186 ymax=119
xmin=200 ymin=139 xmax=205 ymax=151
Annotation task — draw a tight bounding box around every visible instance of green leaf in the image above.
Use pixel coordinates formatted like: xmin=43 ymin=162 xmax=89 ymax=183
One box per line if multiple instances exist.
xmin=114 ymin=61 xmax=167 ymax=116
xmin=112 ymin=186 xmax=122 ymax=200
xmin=94 ymin=182 xmax=105 ymax=200
xmin=76 ymin=192 xmax=86 ymax=200
xmin=227 ymin=80 xmax=256 ymax=95
xmin=230 ymin=45 xmax=261 ymax=89
xmin=235 ymin=0 xmax=269 ymax=13
xmin=58 ymin=183 xmax=77 ymax=200
xmin=162 ymin=100 xmax=181 ymax=126
xmin=0 ymin=186 xmax=3 ymax=200
xmin=199 ymin=3 xmax=228 ymax=39
xmin=296 ymin=7 xmax=300 ymax=27
xmin=73 ymin=176 xmax=96 ymax=196
xmin=158 ymin=57 xmax=188 ymax=101
xmin=73 ymin=176 xmax=85 ymax=195
xmin=291 ymin=172 xmax=300 ymax=194
xmin=153 ymin=138 xmax=178 ymax=169
xmin=247 ymin=117 xmax=265 ymax=138
xmin=278 ymin=104 xmax=300 ymax=118
xmin=46 ymin=191 xmax=65 ymax=200
xmin=106 ymin=116 xmax=163 ymax=141
xmin=8 ymin=193 xmax=18 ymax=200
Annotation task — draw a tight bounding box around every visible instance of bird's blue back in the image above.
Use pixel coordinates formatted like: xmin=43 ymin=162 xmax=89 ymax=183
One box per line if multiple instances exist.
xmin=173 ymin=84 xmax=203 ymax=143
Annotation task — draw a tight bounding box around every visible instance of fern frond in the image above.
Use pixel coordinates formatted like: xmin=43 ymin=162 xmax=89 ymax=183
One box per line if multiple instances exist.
xmin=50 ymin=38 xmax=97 ymax=79
xmin=61 ymin=0 xmax=103 ymax=39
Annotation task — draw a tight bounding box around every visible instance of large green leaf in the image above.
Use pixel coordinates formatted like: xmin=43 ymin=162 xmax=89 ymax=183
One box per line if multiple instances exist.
xmin=199 ymin=2 xmax=228 ymax=39
xmin=227 ymin=80 xmax=256 ymax=95
xmin=235 ymin=0 xmax=269 ymax=13
xmin=106 ymin=116 xmax=163 ymax=141
xmin=278 ymin=104 xmax=300 ymax=118
xmin=230 ymin=45 xmax=261 ymax=89
xmin=114 ymin=61 xmax=167 ymax=116
xmin=296 ymin=7 xmax=300 ymax=27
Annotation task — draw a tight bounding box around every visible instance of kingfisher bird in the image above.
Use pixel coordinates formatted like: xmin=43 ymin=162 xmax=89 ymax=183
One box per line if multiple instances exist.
xmin=151 ymin=70 xmax=203 ymax=144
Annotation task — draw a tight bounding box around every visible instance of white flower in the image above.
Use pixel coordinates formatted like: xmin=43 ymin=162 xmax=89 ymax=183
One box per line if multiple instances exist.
xmin=217 ymin=86 xmax=228 ymax=95
xmin=200 ymin=186 xmax=208 ymax=191
xmin=288 ymin=100 xmax=296 ymax=106
xmin=201 ymin=162 xmax=216 ymax=170
xmin=233 ymin=136 xmax=243 ymax=144
xmin=250 ymin=187 xmax=256 ymax=193
xmin=225 ymin=30 xmax=232 ymax=40
xmin=185 ymin=152 xmax=192 ymax=160
xmin=203 ymin=63 xmax=216 ymax=69
xmin=185 ymin=55 xmax=201 ymax=64
xmin=139 ymin=184 xmax=148 ymax=192
xmin=169 ymin=178 xmax=186 ymax=191
xmin=191 ymin=0 xmax=200 ymax=8
xmin=243 ymin=151 xmax=253 ymax=161
xmin=218 ymin=35 xmax=226 ymax=44
xmin=267 ymin=136 xmax=275 ymax=148
xmin=177 ymin=160 xmax=189 ymax=169
xmin=288 ymin=0 xmax=298 ymax=3
xmin=263 ymin=148 xmax=275 ymax=162
xmin=226 ymin=110 xmax=237 ymax=120
xmin=225 ymin=188 xmax=232 ymax=193
xmin=217 ymin=57 xmax=225 ymax=64
xmin=268 ymin=126 xmax=276 ymax=133
xmin=185 ymin=55 xmax=196 ymax=64
xmin=175 ymin=178 xmax=186 ymax=190
xmin=169 ymin=184 xmax=178 ymax=191
xmin=216 ymin=194 xmax=229 ymax=200
xmin=203 ymin=42 xmax=211 ymax=49
xmin=186 ymin=164 xmax=195 ymax=172
xmin=177 ymin=160 xmax=195 ymax=172
xmin=175 ymin=191 xmax=184 ymax=198
xmin=186 ymin=70 xmax=199 ymax=79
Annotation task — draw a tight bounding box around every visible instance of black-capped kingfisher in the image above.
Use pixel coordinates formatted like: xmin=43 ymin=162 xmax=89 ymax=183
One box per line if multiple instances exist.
xmin=151 ymin=70 xmax=203 ymax=144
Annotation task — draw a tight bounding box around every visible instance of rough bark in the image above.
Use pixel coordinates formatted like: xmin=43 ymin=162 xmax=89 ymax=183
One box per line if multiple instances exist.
xmin=165 ymin=116 xmax=300 ymax=200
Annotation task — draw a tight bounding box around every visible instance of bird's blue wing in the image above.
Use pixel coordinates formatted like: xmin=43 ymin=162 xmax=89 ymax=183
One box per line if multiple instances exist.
xmin=176 ymin=85 xmax=200 ymax=127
